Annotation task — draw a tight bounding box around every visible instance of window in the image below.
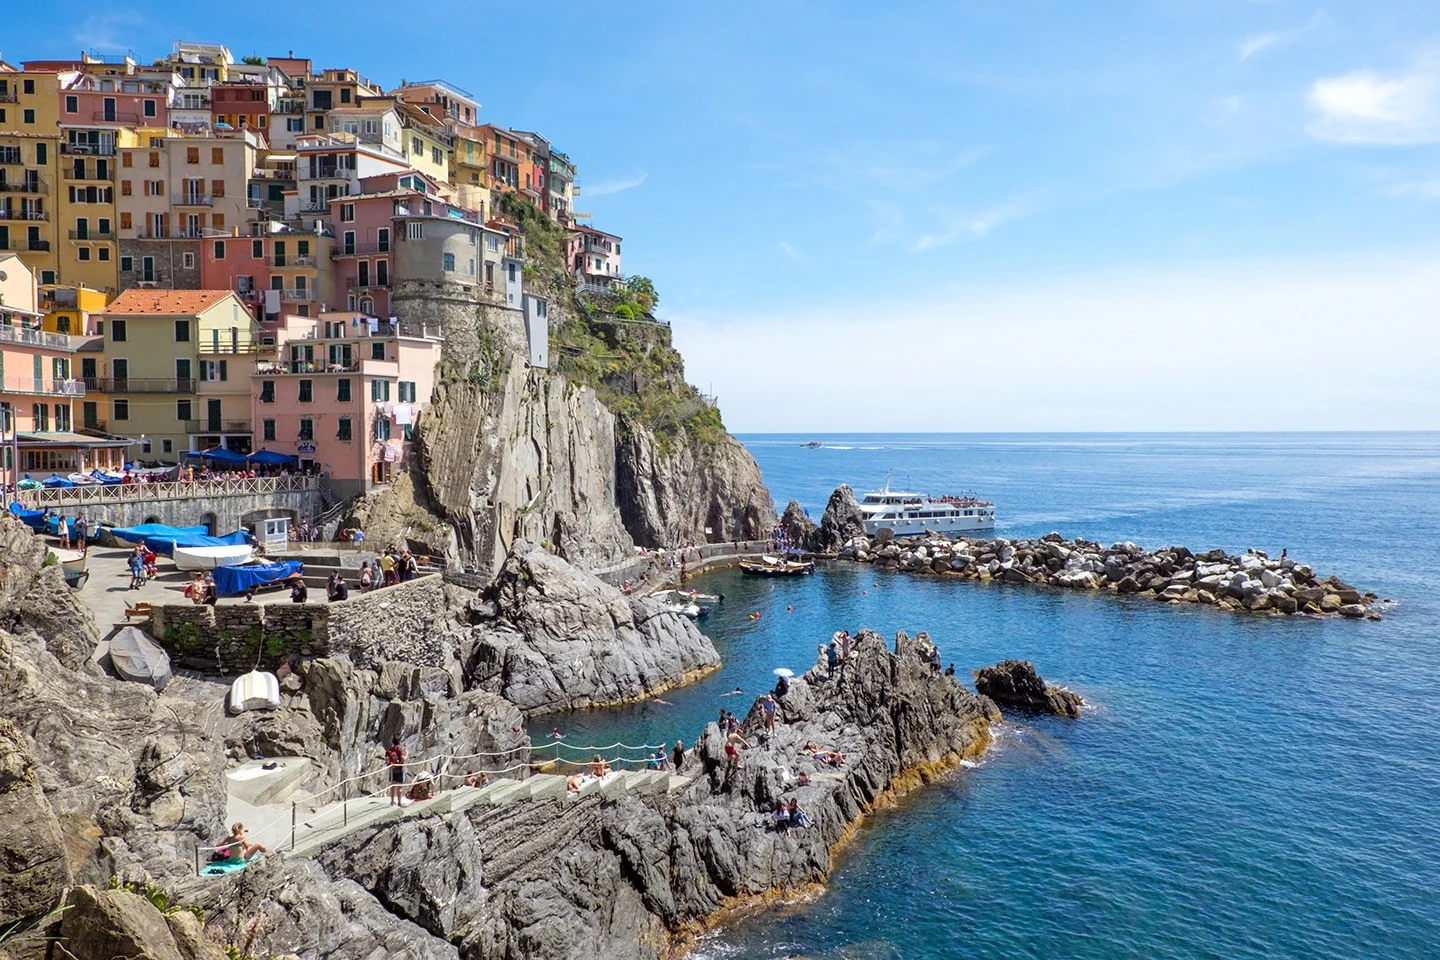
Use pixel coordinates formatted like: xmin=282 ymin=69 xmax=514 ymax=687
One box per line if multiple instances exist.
xmin=259 ymin=380 xmax=274 ymax=403
xmin=162 ymin=439 xmax=172 ymax=454
xmin=211 ymin=147 xmax=224 ymax=164
xmin=113 ymin=399 xmax=129 ymax=421
xmin=120 ymin=256 xmax=133 ymax=272
xmin=186 ymin=147 xmax=200 ymax=164
xmin=111 ymin=320 xmax=127 ymax=342
xmin=398 ymin=381 xmax=417 ymax=402
xmin=337 ymin=378 xmax=351 ymax=401
xmin=377 ymin=227 xmax=390 ymax=252
xmin=200 ymin=359 xmax=228 ymax=382
xmin=337 ymin=417 xmax=352 ymax=441
xmin=371 ymin=379 xmax=390 ymax=402
xmin=432 ymin=146 xmax=442 ymax=164
xmin=212 ymin=213 xmax=224 ymax=230
xmin=212 ymin=179 xmax=224 ymax=197
xmin=442 ymin=252 xmax=455 ymax=272
xmin=176 ymin=358 xmax=191 ymax=383
xmin=412 ymin=137 xmax=423 ymax=155
xmin=144 ymin=99 xmax=156 ymax=117
xmin=121 ymin=179 xmax=132 ymax=196
xmin=469 ymin=258 xmax=475 ymax=276
xmin=149 ymin=151 xmax=160 ymax=167
xmin=174 ymin=320 xmax=190 ymax=342
xmin=340 ymin=88 xmax=351 ymax=104
xmin=252 ymin=239 xmax=263 ymax=258
xmin=23 ymin=79 xmax=34 ymax=95
xmin=23 ymin=109 xmax=34 ymax=125
xmin=340 ymin=203 xmax=354 ymax=222
xmin=374 ymin=416 xmax=391 ymax=441
xmin=121 ymin=151 xmax=133 ymax=168
xmin=176 ymin=399 xmax=192 ymax=421
xmin=262 ymin=419 xmax=276 ymax=441
xmin=298 ymin=379 xmax=312 ymax=402
xmin=376 ymin=260 xmax=388 ymax=285
xmin=181 ymin=251 xmax=195 ymax=269
xmin=99 ymin=247 xmax=110 ymax=262
xmin=213 ymin=240 xmax=225 ymax=260
xmin=371 ymin=341 xmax=385 ymax=361
xmin=286 ymin=117 xmax=304 ymax=132
xmin=298 ymin=418 xmax=313 ymax=441
xmin=78 ymin=247 xmax=91 ymax=261
xmin=65 ymin=95 xmax=78 ymax=113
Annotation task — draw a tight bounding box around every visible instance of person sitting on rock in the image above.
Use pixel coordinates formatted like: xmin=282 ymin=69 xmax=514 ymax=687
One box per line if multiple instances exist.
xmin=590 ymin=755 xmax=612 ymax=778
xmin=567 ymin=773 xmax=586 ymax=793
xmin=787 ymin=798 xmax=812 ymax=829
xmin=408 ymin=771 xmax=435 ymax=802
xmin=464 ymin=773 xmax=490 ymax=788
xmin=214 ymin=822 xmax=266 ymax=863
xmin=771 ymin=800 xmax=790 ymax=833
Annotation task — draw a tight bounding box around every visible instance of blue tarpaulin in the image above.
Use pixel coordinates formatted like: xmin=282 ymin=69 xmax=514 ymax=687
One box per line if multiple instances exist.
xmin=44 ymin=515 xmax=77 ymax=538
xmin=8 ymin=502 xmax=46 ymax=531
xmin=89 ymin=470 xmax=123 ymax=485
xmin=41 ymin=476 xmax=74 ymax=488
xmin=111 ymin=523 xmax=251 ymax=556
xmin=212 ymin=560 xmax=302 ymax=597
xmin=247 ymin=449 xmax=299 ymax=465
xmin=185 ymin=448 xmax=250 ymax=465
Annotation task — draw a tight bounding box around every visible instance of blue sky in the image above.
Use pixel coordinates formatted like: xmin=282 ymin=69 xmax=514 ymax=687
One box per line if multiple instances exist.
xmin=12 ymin=1 xmax=1440 ymax=430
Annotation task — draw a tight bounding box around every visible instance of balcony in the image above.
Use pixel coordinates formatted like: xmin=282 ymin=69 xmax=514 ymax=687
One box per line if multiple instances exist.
xmin=0 ymin=376 xmax=85 ymax=398
xmin=59 ymin=144 xmax=116 ymax=156
xmin=134 ymin=227 xmax=205 ymax=240
xmin=91 ymin=110 xmax=141 ymax=124
xmin=85 ymin=377 xmax=195 ymax=394
xmin=68 ymin=229 xmax=116 ymax=241
xmin=0 ymin=152 xmax=23 ymax=166
xmin=61 ymin=167 xmax=112 ymax=182
xmin=173 ymin=192 xmax=213 ymax=206
xmin=279 ymin=289 xmax=312 ymax=301
xmin=28 ymin=241 xmax=51 ymax=252
xmin=331 ymin=242 xmax=391 ymax=257
xmin=0 ymin=180 xmax=46 ymax=193
xmin=183 ymin=419 xmax=252 ymax=434
xmin=259 ymin=359 xmax=365 ymax=375
xmin=346 ymin=277 xmax=389 ymax=290
xmin=0 ymin=210 xmax=48 ymax=221
xmin=0 ymin=91 xmax=18 ymax=104
xmin=273 ymin=255 xmax=315 ymax=268
xmin=0 ymin=324 xmax=86 ymax=351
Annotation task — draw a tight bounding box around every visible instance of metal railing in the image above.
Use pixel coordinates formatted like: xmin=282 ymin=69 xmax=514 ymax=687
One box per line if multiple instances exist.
xmin=85 ymin=377 xmax=195 ymax=393
xmin=0 ymin=210 xmax=48 ymax=221
xmin=27 ymin=240 xmax=51 ymax=251
xmin=16 ymin=474 xmax=321 ymax=509
xmin=0 ymin=180 xmax=45 ymax=193
xmin=92 ymin=110 xmax=141 ymax=124
xmin=183 ymin=419 xmax=252 ymax=434
xmin=331 ymin=242 xmax=391 ymax=257
xmin=279 ymin=289 xmax=311 ymax=301
xmin=0 ymin=324 xmax=87 ymax=350
xmin=59 ymin=144 xmax=116 ymax=156
xmin=173 ymin=193 xmax=214 ymax=206
xmin=0 ymin=376 xmax=85 ymax=397
xmin=273 ymin=255 xmax=315 ymax=267
xmin=346 ymin=277 xmax=389 ymax=289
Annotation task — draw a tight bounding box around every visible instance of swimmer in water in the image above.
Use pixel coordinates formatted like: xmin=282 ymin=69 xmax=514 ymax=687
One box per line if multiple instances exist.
xmin=721 ymin=687 xmax=744 ymax=697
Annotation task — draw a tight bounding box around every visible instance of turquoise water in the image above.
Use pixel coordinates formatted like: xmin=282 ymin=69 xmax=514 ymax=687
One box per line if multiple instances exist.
xmin=560 ymin=434 xmax=1440 ymax=960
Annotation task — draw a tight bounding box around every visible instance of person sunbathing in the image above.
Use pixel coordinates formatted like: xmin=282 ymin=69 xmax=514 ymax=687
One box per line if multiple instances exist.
xmin=408 ymin=772 xmax=435 ymax=802
xmin=214 ymin=822 xmax=266 ymax=863
xmin=567 ymin=774 xmax=587 ymax=793
xmin=589 ymin=755 xmax=612 ymax=778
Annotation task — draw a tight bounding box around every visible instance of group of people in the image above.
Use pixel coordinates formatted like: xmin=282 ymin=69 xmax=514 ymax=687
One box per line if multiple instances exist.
xmin=183 ymin=570 xmax=219 ymax=605
xmin=50 ymin=510 xmax=90 ymax=552
xmin=824 ymin=630 xmax=856 ymax=680
xmin=766 ymin=798 xmax=813 ymax=833
xmin=127 ymin=544 xmax=160 ymax=590
xmin=325 ymin=572 xmax=350 ymax=602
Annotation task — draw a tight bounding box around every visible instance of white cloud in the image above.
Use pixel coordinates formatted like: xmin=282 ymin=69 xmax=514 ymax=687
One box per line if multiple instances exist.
xmin=778 ymin=241 xmax=807 ymax=262
xmin=672 ymin=254 xmax=1440 ymax=432
xmin=584 ymin=171 xmax=649 ymax=196
xmin=1234 ymin=12 xmax=1323 ymax=63
xmin=910 ymin=204 xmax=1028 ymax=253
xmin=1307 ymin=59 xmax=1440 ymax=145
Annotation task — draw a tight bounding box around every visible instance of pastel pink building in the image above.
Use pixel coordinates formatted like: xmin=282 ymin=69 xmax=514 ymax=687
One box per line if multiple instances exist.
xmin=250 ymin=311 xmax=441 ymax=496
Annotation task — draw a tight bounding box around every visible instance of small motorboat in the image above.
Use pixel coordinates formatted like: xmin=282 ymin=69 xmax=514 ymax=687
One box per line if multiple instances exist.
xmin=663 ymin=600 xmax=711 ymax=619
xmin=108 ymin=625 xmax=172 ymax=690
xmin=740 ymin=555 xmax=815 ymax=577
xmin=48 ymin=547 xmax=89 ymax=589
xmin=650 ymin=588 xmax=724 ymax=606
xmin=801 ymin=440 xmax=824 ymax=448
xmin=173 ymin=542 xmax=256 ymax=571
xmin=228 ymin=670 xmax=282 ymax=713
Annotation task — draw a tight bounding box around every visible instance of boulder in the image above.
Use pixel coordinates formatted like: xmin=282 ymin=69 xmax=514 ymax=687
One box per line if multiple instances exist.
xmin=1338 ymin=604 xmax=1367 ymax=619
xmin=0 ymin=719 xmax=72 ymax=928
xmin=974 ymin=660 xmax=1083 ymax=718
xmin=57 ymin=886 xmax=192 ymax=960
xmin=779 ymin=500 xmax=819 ymax=551
xmin=815 ymin=485 xmax=868 ymax=552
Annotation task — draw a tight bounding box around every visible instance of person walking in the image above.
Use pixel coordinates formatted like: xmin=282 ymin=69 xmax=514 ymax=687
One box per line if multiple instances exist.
xmin=127 ymin=546 xmax=146 ymax=590
xmin=671 ymin=739 xmax=685 ymax=773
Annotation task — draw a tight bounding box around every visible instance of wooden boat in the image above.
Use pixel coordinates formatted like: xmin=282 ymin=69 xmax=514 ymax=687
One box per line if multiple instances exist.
xmin=739 ymin=555 xmax=815 ymax=577
xmin=228 ymin=670 xmax=282 ymax=714
xmin=173 ymin=542 xmax=255 ymax=571
xmin=48 ymin=547 xmax=89 ymax=589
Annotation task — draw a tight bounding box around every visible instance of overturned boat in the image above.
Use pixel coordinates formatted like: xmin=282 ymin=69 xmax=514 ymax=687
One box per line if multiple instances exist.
xmin=108 ymin=626 xmax=173 ymax=691
xmin=228 ymin=670 xmax=282 ymax=713
xmin=173 ymin=542 xmax=255 ymax=571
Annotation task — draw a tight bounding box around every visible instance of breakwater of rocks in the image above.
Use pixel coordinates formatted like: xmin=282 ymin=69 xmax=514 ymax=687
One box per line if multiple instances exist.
xmin=838 ymin=531 xmax=1382 ymax=619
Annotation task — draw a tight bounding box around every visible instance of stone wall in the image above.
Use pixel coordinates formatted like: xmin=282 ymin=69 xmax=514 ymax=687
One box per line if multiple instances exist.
xmin=148 ymin=574 xmax=446 ymax=673
xmin=43 ymin=488 xmax=322 ymax=535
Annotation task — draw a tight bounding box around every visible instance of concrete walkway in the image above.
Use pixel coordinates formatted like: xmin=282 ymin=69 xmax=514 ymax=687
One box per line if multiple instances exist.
xmin=236 ymin=770 xmax=692 ymax=861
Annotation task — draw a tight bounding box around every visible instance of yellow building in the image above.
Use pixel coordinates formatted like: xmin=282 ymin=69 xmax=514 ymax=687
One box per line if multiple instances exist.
xmin=396 ymin=101 xmax=454 ymax=188
xmin=1 ymin=69 xmax=71 ymax=285
xmin=450 ymin=126 xmax=490 ymax=214
xmin=97 ymin=289 xmax=258 ymax=461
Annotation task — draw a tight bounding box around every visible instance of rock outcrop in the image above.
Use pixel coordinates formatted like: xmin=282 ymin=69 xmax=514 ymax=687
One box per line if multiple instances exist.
xmin=815 ymin=484 xmax=867 ymax=552
xmin=190 ymin=629 xmax=997 ymax=960
xmin=454 ymin=542 xmax=720 ymax=713
xmin=615 ymin=421 xmax=775 ymax=550
xmin=974 ymin=660 xmax=1083 ymax=718
xmin=778 ymin=499 xmax=818 ymax=549
xmin=838 ymin=526 xmax=1382 ymax=619
xmin=0 ymin=515 xmax=98 ymax=670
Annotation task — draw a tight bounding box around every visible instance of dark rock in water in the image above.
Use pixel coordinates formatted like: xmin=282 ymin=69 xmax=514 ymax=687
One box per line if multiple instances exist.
xmin=816 ymin=484 xmax=867 ymax=551
xmin=975 ymin=660 xmax=1083 ymax=718
xmin=779 ymin=499 xmax=819 ymax=550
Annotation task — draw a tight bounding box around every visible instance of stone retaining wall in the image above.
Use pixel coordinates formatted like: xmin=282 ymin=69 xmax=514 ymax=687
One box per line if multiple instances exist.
xmin=148 ymin=574 xmax=446 ymax=673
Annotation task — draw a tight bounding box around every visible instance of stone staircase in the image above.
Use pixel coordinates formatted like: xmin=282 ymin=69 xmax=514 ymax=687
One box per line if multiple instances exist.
xmin=268 ymin=770 xmax=692 ymax=861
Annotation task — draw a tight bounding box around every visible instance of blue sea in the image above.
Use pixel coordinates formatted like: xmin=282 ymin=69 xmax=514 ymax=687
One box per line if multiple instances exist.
xmin=560 ymin=433 xmax=1440 ymax=960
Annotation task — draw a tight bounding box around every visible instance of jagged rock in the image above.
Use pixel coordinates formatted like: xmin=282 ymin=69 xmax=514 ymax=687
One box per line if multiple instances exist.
xmin=460 ymin=543 xmax=719 ymax=713
xmin=0 ymin=517 xmax=98 ymax=671
xmin=974 ymin=660 xmax=1083 ymax=718
xmin=815 ymin=485 xmax=867 ymax=552
xmin=0 ymin=719 xmax=72 ymax=928
xmin=57 ymin=886 xmax=192 ymax=960
xmin=779 ymin=500 xmax=819 ymax=550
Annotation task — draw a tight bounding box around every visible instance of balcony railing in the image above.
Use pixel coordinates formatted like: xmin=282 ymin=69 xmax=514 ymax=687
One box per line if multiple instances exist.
xmin=258 ymin=359 xmax=364 ymax=375
xmin=0 ymin=180 xmax=46 ymax=193
xmin=0 ymin=210 xmax=48 ymax=221
xmin=279 ymin=289 xmax=312 ymax=301
xmin=28 ymin=240 xmax=51 ymax=252
xmin=299 ymin=198 xmax=333 ymax=213
xmin=173 ymin=193 xmax=213 ymax=206
xmin=0 ymin=376 xmax=85 ymax=397
xmin=331 ymin=242 xmax=390 ymax=257
xmin=85 ymin=377 xmax=195 ymax=394
xmin=273 ymin=255 xmax=315 ymax=268
xmin=92 ymin=110 xmax=141 ymax=124
xmin=68 ymin=229 xmax=116 ymax=241
xmin=0 ymin=324 xmax=86 ymax=351
xmin=62 ymin=167 xmax=112 ymax=182
xmin=60 ymin=143 xmax=116 ymax=156
xmin=0 ymin=91 xmax=19 ymax=104
xmin=183 ymin=419 xmax=252 ymax=434
xmin=135 ymin=227 xmax=205 ymax=240
xmin=346 ymin=277 xmax=389 ymax=289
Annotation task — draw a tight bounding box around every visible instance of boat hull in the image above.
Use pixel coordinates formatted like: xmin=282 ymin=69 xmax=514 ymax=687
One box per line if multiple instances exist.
xmin=228 ymin=670 xmax=282 ymax=713
xmin=173 ymin=544 xmax=256 ymax=571
xmin=863 ymin=515 xmax=996 ymax=537
xmin=740 ymin=560 xmax=815 ymax=577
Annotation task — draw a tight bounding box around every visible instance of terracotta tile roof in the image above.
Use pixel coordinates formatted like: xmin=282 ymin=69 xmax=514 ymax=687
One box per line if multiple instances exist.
xmin=103 ymin=290 xmax=238 ymax=316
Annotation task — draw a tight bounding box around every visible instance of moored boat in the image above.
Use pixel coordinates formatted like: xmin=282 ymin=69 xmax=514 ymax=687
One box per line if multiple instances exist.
xmin=858 ymin=474 xmax=996 ymax=537
xmin=48 ymin=546 xmax=89 ymax=589
xmin=740 ymin=555 xmax=815 ymax=577
xmin=173 ymin=543 xmax=256 ymax=571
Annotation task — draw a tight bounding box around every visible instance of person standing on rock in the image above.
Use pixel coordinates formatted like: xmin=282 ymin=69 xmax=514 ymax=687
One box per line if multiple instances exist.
xmin=763 ymin=694 xmax=779 ymax=734
xmin=827 ymin=642 xmax=839 ymax=680
xmin=672 ymin=739 xmax=685 ymax=772
xmin=385 ymin=737 xmax=408 ymax=805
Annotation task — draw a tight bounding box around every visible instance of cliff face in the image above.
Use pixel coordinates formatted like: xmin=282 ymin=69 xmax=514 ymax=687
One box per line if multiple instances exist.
xmin=616 ymin=421 xmax=776 ymax=548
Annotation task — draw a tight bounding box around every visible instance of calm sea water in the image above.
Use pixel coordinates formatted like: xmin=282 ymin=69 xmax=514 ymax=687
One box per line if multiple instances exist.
xmin=560 ymin=434 xmax=1440 ymax=960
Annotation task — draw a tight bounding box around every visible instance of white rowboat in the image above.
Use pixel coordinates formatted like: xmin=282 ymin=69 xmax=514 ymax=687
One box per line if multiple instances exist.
xmin=228 ymin=670 xmax=282 ymax=713
xmin=173 ymin=543 xmax=255 ymax=571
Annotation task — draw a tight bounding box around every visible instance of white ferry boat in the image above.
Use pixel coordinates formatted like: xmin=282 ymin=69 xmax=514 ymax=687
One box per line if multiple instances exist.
xmin=858 ymin=476 xmax=996 ymax=537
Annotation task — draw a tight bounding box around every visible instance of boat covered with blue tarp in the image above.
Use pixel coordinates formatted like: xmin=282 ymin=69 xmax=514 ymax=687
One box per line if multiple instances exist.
xmin=110 ymin=523 xmax=251 ymax=556
xmin=212 ymin=560 xmax=302 ymax=597
xmin=8 ymin=501 xmax=47 ymax=531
